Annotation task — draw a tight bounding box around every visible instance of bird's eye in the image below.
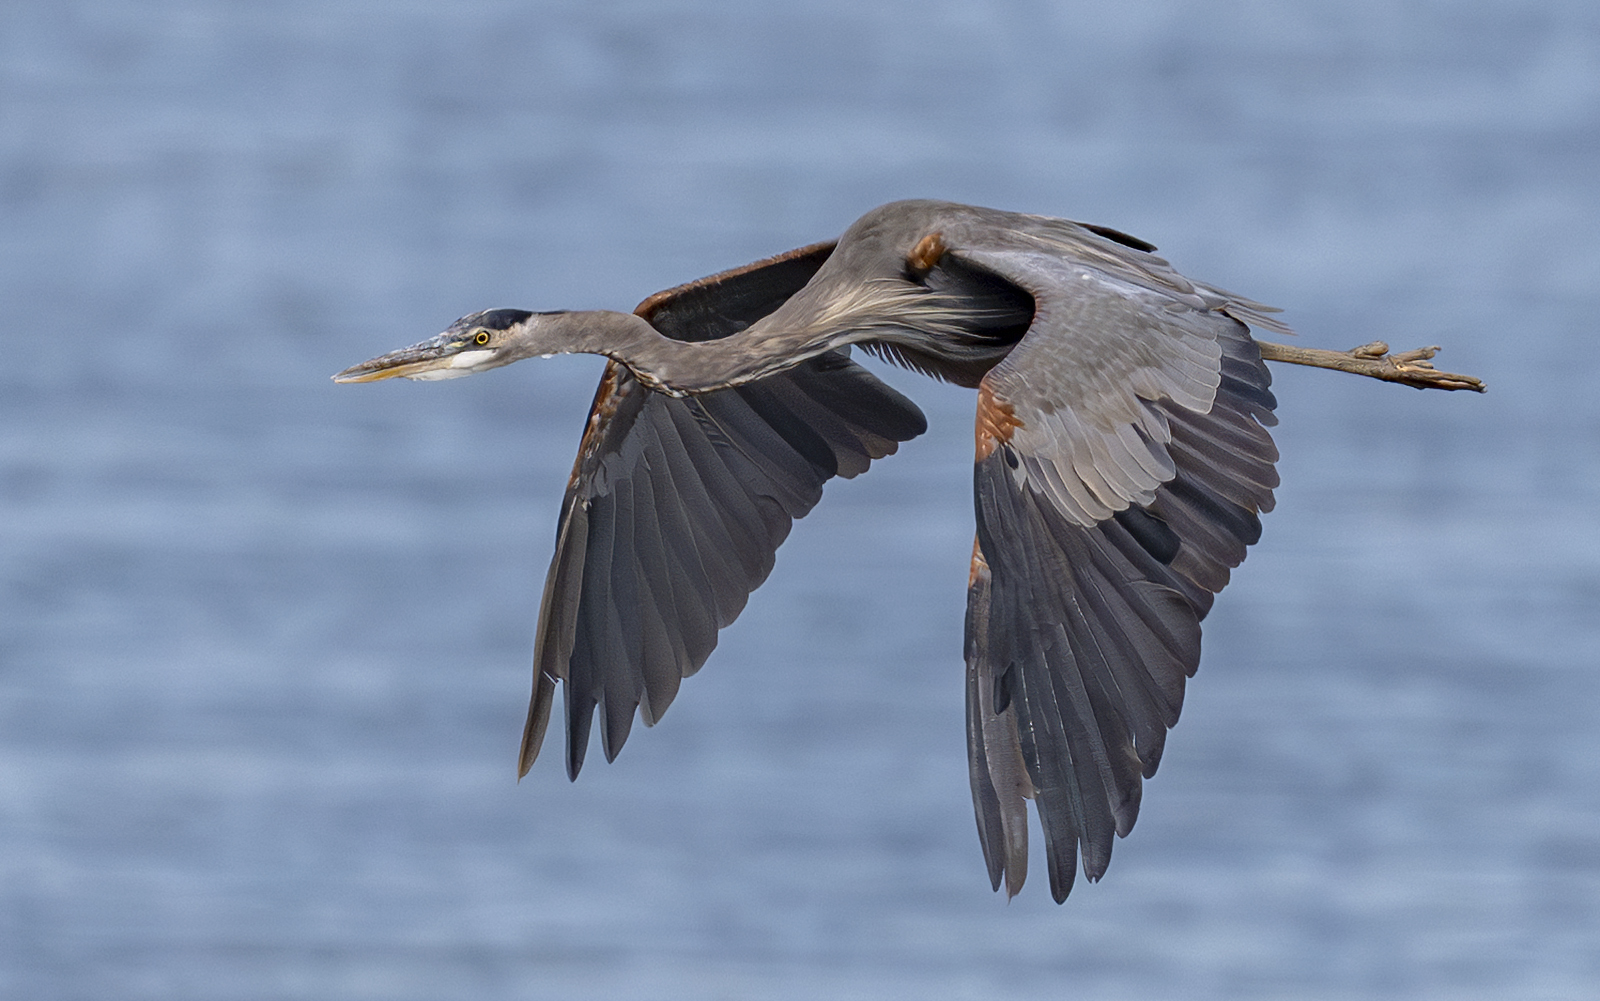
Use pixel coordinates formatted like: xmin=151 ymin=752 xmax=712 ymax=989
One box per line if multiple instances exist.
xmin=474 ymin=330 xmax=491 ymax=346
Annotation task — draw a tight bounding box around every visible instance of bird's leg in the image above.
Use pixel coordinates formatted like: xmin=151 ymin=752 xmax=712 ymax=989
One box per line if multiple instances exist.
xmin=1255 ymin=340 xmax=1486 ymax=392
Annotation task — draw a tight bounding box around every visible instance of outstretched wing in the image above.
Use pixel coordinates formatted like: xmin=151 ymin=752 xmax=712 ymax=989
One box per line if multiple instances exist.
xmin=521 ymin=243 xmax=929 ymax=780
xmin=951 ymin=227 xmax=1282 ymax=901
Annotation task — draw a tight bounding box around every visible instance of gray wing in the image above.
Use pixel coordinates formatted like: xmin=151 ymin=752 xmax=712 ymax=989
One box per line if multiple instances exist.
xmin=520 ymin=244 xmax=928 ymax=780
xmin=953 ymin=232 xmax=1281 ymax=901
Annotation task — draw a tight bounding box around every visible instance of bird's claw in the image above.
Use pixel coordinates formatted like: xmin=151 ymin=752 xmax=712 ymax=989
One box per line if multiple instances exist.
xmin=1342 ymin=342 xmax=1484 ymax=392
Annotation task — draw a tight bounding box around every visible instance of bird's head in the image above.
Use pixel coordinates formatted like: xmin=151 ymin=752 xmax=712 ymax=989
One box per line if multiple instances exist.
xmin=333 ymin=308 xmax=561 ymax=383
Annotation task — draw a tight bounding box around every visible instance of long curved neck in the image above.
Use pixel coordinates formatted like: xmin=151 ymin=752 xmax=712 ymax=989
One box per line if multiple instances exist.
xmin=534 ymin=281 xmax=970 ymax=396
xmin=526 ymin=310 xmax=838 ymax=397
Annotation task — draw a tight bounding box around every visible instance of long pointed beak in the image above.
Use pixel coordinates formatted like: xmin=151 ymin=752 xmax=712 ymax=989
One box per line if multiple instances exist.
xmin=333 ymin=336 xmax=459 ymax=383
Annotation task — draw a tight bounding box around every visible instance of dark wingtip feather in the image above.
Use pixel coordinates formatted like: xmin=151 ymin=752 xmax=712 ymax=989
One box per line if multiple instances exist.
xmin=565 ymin=689 xmax=595 ymax=781
xmin=518 ymin=670 xmax=557 ymax=779
xmin=601 ymin=692 xmax=637 ymax=764
xmin=1046 ymin=842 xmax=1077 ymax=904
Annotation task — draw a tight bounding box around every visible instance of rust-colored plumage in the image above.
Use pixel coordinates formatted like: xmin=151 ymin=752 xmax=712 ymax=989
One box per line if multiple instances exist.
xmin=973 ymin=382 xmax=1024 ymax=461
xmin=906 ymin=230 xmax=947 ymax=275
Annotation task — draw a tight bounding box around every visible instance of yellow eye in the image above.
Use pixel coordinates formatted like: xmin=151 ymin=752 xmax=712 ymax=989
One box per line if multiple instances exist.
xmin=474 ymin=330 xmax=491 ymax=346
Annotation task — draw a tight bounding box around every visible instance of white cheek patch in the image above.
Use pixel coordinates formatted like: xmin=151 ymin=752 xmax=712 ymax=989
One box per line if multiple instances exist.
xmin=449 ymin=349 xmax=496 ymax=369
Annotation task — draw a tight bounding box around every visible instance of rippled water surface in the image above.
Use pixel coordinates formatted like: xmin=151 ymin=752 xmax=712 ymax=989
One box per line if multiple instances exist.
xmin=4 ymin=2 xmax=1599 ymax=998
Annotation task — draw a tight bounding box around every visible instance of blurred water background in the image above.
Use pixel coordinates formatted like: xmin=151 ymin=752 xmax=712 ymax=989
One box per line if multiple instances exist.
xmin=3 ymin=1 xmax=1598 ymax=998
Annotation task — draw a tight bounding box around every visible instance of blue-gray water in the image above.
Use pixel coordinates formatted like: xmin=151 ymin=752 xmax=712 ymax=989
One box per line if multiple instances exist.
xmin=3 ymin=2 xmax=1598 ymax=998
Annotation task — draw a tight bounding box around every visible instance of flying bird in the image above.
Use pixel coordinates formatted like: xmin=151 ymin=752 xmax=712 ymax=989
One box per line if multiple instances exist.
xmin=336 ymin=200 xmax=1481 ymax=901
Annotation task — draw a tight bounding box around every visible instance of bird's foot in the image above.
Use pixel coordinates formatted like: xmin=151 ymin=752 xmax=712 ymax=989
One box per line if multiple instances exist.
xmin=1257 ymin=340 xmax=1486 ymax=393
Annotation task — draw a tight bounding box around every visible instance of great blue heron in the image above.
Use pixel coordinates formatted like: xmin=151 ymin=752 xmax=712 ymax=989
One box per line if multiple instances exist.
xmin=335 ymin=199 xmax=1482 ymax=902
